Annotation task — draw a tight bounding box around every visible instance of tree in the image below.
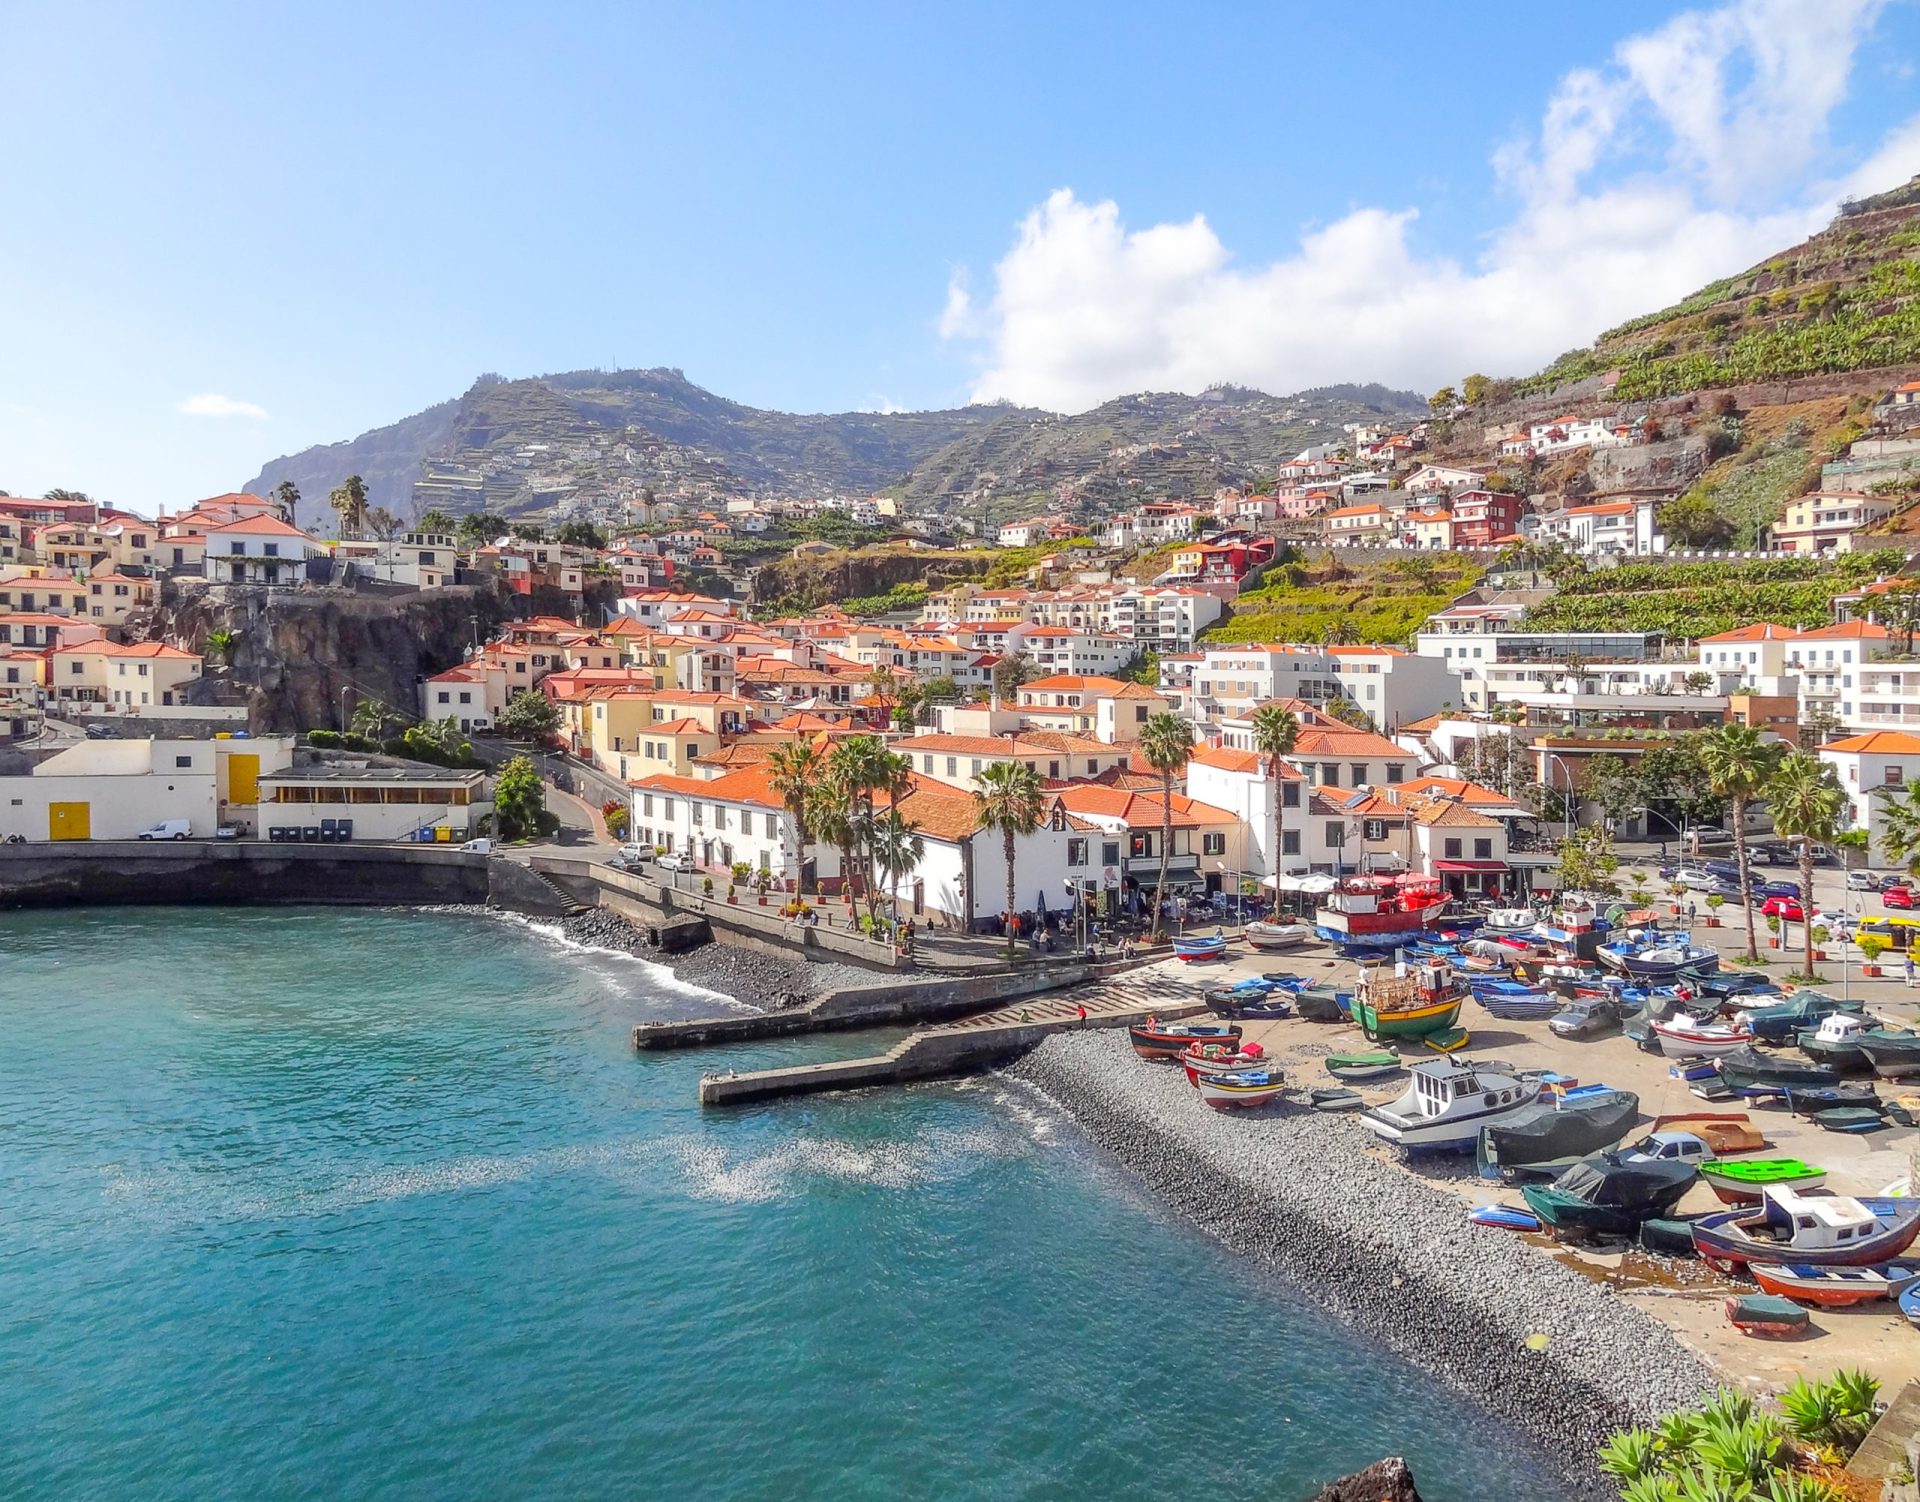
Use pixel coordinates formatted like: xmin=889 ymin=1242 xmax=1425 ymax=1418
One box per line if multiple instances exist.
xmin=1768 ymin=752 xmax=1847 ymax=981
xmin=1460 ymin=373 xmax=1490 ymax=405
xmin=863 ymin=664 xmax=901 ymax=729
xmin=1556 ymin=826 xmax=1619 ymax=895
xmin=1799 ymin=700 xmax=1844 ymax=750
xmin=766 ymin=739 xmax=829 ymax=894
xmin=1323 ymin=696 xmax=1371 ymax=729
xmin=1876 ymin=581 xmax=1920 ymax=654
xmin=555 ymin=520 xmax=608 ymax=549
xmin=1682 ymin=671 xmax=1715 ymax=694
xmin=329 ymin=475 xmax=370 ymax=540
xmin=1139 ymin=712 xmax=1194 ymax=942
xmin=870 ymin=810 xmax=925 ymax=927
xmin=1578 ymin=754 xmax=1643 ymax=829
xmin=509 ymin=522 xmax=548 ymax=543
xmin=1427 ymin=385 xmax=1457 ymax=415
xmin=365 ymin=506 xmax=405 ymax=541
xmin=272 ymin=480 xmax=302 ymax=522
xmin=1250 ymin=704 xmax=1299 ymax=893
xmin=493 ymin=754 xmax=546 ymax=841
xmin=805 ymin=764 xmax=858 ymax=906
xmin=416 ymin=507 xmax=457 ymax=537
xmin=921 ymin=676 xmax=961 ymax=707
xmin=890 ymin=705 xmax=915 ymax=733
xmin=457 ymin=512 xmax=505 ymax=545
xmin=971 ymin=760 xmax=1047 ymax=958
xmin=991 ymin=651 xmax=1033 ymax=704
xmin=497 ymin=688 xmax=562 ymax=739
xmin=1699 ymin=723 xmax=1783 ymax=964
xmin=827 ymin=734 xmax=912 ymax=924
xmin=44 ymin=487 xmax=91 ymax=502
xmin=205 ymin=628 xmax=238 ymax=664
xmin=349 ymin=695 xmax=401 ymax=742
xmin=1877 ymin=778 xmax=1920 ymax=875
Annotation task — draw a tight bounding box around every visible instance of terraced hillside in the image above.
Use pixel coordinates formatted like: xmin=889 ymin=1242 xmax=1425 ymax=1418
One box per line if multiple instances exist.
xmin=1201 ymin=553 xmax=1484 ymax=648
xmin=1523 ymin=553 xmax=1907 ymax=640
xmin=1511 ymin=177 xmax=1920 ymax=403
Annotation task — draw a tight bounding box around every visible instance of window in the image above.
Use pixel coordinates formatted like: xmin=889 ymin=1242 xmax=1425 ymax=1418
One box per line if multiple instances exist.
xmin=1887 ymin=765 xmax=1905 ymax=785
xmin=1326 ymin=823 xmax=1345 ymax=848
xmin=946 ymin=756 xmax=958 ymax=777
xmin=1350 ymin=764 xmax=1368 ymax=786
xmin=1067 ymin=837 xmax=1087 ymax=866
xmin=1129 ymin=833 xmax=1149 ymax=858
xmin=263 ymin=543 xmax=279 ymax=558
xmin=1282 ymin=831 xmax=1300 ymax=855
xmin=1386 ymin=764 xmax=1405 ymax=782
xmin=1473 ymin=838 xmax=1492 ymax=860
xmin=175 ymin=755 xmax=193 ymax=768
xmin=1202 ymin=832 xmax=1225 ymax=856
xmin=1102 ymin=841 xmax=1120 ymax=868
xmin=1363 ymin=819 xmax=1387 ymax=842
xmin=1444 ymin=837 xmax=1462 ymax=859
xmin=1135 ymin=705 xmax=1148 ymax=722
xmin=1282 ymin=783 xmax=1300 ymax=808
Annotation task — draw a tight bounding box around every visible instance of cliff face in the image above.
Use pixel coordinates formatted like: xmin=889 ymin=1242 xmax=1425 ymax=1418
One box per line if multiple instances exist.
xmin=155 ymin=584 xmax=512 ymax=732
xmin=747 ymin=548 xmax=997 ymax=609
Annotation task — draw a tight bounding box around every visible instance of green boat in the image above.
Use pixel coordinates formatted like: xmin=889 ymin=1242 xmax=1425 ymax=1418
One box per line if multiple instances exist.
xmin=1350 ymin=963 xmax=1466 ymax=1041
xmin=1699 ymin=1158 xmax=1825 ymax=1204
xmin=1325 ymin=1051 xmax=1401 ymax=1082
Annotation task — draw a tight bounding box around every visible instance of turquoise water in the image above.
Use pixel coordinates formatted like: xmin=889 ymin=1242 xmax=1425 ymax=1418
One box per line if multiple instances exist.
xmin=0 ymin=907 xmax=1554 ymax=1501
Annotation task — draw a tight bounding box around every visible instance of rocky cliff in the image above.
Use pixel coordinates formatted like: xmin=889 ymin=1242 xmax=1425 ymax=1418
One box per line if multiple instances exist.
xmin=155 ymin=584 xmax=513 ymax=732
xmin=747 ymin=547 xmax=999 ymax=610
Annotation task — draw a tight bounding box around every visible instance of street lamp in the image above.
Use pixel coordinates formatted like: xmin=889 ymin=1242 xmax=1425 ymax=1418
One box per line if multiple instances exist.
xmin=1542 ymin=752 xmax=1575 ymax=841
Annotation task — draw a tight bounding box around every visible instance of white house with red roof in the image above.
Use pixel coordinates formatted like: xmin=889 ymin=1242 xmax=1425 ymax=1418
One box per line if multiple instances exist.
xmin=1819 ymin=730 xmax=1920 ymax=860
xmin=202 ymin=515 xmax=322 ymax=586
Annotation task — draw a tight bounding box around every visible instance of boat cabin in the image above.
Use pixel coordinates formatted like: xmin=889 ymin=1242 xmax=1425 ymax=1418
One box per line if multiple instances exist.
xmin=1762 ymin=1186 xmax=1878 ymax=1249
xmin=1812 ymin=1013 xmax=1870 ymax=1046
xmin=1405 ymin=1059 xmax=1530 ymax=1121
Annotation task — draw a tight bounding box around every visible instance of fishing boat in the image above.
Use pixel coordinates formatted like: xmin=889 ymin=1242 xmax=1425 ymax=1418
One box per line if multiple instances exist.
xmin=1310 ymin=1087 xmax=1364 ymax=1112
xmin=1324 ymin=1050 xmax=1402 ymax=1083
xmin=1714 ymin=1046 xmax=1840 ymax=1098
xmin=1128 ymin=1020 xmax=1243 ymax=1062
xmin=1468 ymin=1205 xmax=1541 ymax=1231
xmin=1598 ymin=940 xmax=1720 ymax=981
xmin=1314 ymin=873 xmax=1451 ymax=947
xmin=1781 ymin=1083 xmax=1882 ymax=1116
xmin=1480 ymin=907 xmax=1541 ymax=936
xmin=1737 ymin=990 xmax=1860 ymax=1044
xmin=1360 ymin=1057 xmax=1544 ymax=1153
xmin=1173 ymin=933 xmax=1230 ymax=962
xmin=1293 ymin=984 xmax=1349 ymax=1022
xmin=1815 ymin=1106 xmax=1887 ymax=1134
xmin=1797 ymin=1012 xmax=1874 ymax=1071
xmin=1725 ymin=1294 xmax=1810 ymax=1339
xmin=1181 ymin=1042 xmax=1268 ymax=1086
xmin=1349 ymin=957 xmax=1466 ymax=1042
xmin=1639 ymin=1217 xmax=1701 ymax=1257
xmin=1196 ymin=1069 xmax=1287 ymax=1110
xmin=1855 ymin=1030 xmax=1920 ymax=1080
xmin=1902 ymin=1283 xmax=1920 ymax=1329
xmin=1474 ymin=1088 xmax=1641 ymax=1183
xmin=1751 ymin=1261 xmax=1920 ymax=1307
xmin=1699 ymin=1159 xmax=1826 ymax=1205
xmin=1244 ymin=919 xmax=1311 ymax=952
xmin=1691 ymin=1186 xmax=1920 ymax=1270
xmin=1520 ymin=1151 xmax=1699 ymax=1238
xmin=1650 ymin=1014 xmax=1754 ymax=1059
xmin=1470 ymin=981 xmax=1562 ymax=1022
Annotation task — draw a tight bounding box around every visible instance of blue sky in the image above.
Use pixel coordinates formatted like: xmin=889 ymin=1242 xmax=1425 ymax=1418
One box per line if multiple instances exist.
xmin=4 ymin=0 xmax=1920 ymax=511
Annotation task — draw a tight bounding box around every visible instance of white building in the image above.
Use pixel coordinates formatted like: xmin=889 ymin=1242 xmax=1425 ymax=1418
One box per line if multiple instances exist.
xmin=202 ymin=516 xmax=323 ymax=585
xmin=0 ymin=735 xmax=293 ymax=840
xmin=1819 ymin=730 xmax=1920 ymax=862
xmin=256 ymin=762 xmax=485 ymax=842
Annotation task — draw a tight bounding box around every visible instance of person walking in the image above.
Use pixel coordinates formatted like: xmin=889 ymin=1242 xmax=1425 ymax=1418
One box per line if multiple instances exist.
xmin=1906 ymin=951 xmax=1915 ymax=989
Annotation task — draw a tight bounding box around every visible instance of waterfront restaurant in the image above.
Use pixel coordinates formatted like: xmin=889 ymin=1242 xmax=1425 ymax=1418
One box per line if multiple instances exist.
xmin=255 ymin=762 xmax=484 ymax=842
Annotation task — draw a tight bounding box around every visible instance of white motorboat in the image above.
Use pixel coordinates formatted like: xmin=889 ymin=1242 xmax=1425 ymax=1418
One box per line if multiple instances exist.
xmin=1480 ymin=907 xmax=1540 ymax=935
xmin=1360 ymin=1057 xmax=1545 ymax=1153
xmin=1244 ymin=919 xmax=1311 ymax=952
xmin=1651 ymin=1014 xmax=1754 ymax=1058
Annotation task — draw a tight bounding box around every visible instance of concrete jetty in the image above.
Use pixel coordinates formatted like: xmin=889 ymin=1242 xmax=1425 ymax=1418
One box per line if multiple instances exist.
xmin=696 ymin=965 xmax=1210 ymax=1105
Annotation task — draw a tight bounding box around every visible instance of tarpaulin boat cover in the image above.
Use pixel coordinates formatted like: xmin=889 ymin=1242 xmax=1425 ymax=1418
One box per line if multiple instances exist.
xmin=1716 ymin=1045 xmax=1838 ymax=1087
xmin=1481 ymin=1090 xmax=1640 ymax=1168
xmin=1551 ymin=1152 xmax=1697 ymax=1214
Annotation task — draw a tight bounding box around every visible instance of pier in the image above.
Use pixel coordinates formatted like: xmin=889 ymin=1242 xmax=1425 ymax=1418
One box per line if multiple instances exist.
xmin=696 ymin=965 xmax=1211 ymax=1105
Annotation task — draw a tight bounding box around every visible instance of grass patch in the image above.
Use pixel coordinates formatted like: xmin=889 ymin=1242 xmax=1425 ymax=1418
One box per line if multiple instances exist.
xmin=1201 ymin=554 xmax=1482 ymax=647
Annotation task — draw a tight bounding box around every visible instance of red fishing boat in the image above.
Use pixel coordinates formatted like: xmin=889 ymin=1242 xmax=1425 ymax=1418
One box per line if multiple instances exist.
xmin=1128 ymin=1020 xmax=1243 ymax=1062
xmin=1314 ymin=874 xmax=1451 ymax=947
xmin=1181 ymin=1041 xmax=1267 ymax=1087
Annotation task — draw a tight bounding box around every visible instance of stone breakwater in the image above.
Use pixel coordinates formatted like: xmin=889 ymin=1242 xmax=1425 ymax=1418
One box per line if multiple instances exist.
xmin=1010 ymin=1031 xmax=1717 ymax=1491
xmin=553 ymin=906 xmax=876 ymax=1007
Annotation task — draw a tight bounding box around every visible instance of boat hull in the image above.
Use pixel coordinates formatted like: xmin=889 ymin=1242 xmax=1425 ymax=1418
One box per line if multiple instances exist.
xmin=1351 ymin=995 xmax=1464 ymax=1041
xmin=1692 ymin=1196 xmax=1920 ymax=1269
xmin=1128 ymin=1024 xmax=1242 ymax=1061
xmin=1751 ymin=1261 xmax=1920 ymax=1307
xmin=1244 ymin=923 xmax=1310 ymax=952
xmin=1196 ymin=1071 xmax=1286 ymax=1109
xmin=1362 ymin=1090 xmax=1545 ymax=1153
xmin=1173 ymin=937 xmax=1229 ymax=962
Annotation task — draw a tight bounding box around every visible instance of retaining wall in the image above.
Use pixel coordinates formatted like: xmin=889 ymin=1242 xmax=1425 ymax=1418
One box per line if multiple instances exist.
xmin=0 ymin=842 xmax=490 ymax=909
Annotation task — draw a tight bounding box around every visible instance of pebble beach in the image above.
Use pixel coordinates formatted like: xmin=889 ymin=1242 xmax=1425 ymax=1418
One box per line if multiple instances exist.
xmin=1011 ymin=1028 xmax=1717 ymax=1490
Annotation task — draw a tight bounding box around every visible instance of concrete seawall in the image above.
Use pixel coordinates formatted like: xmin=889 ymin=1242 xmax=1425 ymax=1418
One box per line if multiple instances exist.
xmin=0 ymin=842 xmax=500 ymax=910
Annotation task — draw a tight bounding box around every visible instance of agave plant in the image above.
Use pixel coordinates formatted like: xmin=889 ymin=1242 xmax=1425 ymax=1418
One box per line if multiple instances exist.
xmin=1601 ymin=1426 xmax=1662 ymax=1484
xmin=1690 ymin=1410 xmax=1782 ymax=1488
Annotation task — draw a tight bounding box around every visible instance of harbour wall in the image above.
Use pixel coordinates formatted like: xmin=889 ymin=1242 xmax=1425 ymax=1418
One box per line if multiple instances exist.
xmin=0 ymin=842 xmax=510 ymax=910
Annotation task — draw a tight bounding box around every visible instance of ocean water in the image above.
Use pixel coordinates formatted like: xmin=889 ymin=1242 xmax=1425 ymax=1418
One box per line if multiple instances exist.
xmin=0 ymin=907 xmax=1555 ymax=1501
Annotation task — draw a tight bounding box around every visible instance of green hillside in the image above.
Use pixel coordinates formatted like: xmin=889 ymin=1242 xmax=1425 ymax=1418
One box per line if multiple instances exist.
xmin=1523 ymin=552 xmax=1905 ymax=639
xmin=1201 ymin=554 xmax=1483 ymax=647
xmin=1510 ymin=177 xmax=1920 ymax=402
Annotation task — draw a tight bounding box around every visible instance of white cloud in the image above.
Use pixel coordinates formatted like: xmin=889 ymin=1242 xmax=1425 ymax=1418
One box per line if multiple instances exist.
xmin=176 ymin=392 xmax=269 ymax=420
xmin=944 ymin=0 xmax=1920 ymax=413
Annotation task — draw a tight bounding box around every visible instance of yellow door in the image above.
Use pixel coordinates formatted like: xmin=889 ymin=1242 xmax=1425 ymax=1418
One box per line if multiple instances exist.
xmin=227 ymin=753 xmax=260 ymax=806
xmin=48 ymin=802 xmax=90 ymax=840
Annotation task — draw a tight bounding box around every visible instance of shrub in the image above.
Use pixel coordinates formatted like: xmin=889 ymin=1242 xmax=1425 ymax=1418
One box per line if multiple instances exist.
xmin=306 ymin=729 xmax=342 ymax=748
xmin=1860 ymin=934 xmax=1888 ymax=964
xmin=605 ymin=807 xmax=629 ymax=839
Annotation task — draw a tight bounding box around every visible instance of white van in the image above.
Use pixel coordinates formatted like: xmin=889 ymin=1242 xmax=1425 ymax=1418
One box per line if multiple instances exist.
xmin=136 ymin=820 xmax=193 ymax=840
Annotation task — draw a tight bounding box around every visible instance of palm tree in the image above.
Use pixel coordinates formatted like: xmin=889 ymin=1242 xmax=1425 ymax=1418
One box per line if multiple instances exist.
xmin=1139 ymin=712 xmax=1194 ymax=942
xmin=1877 ymin=778 xmax=1920 ymax=875
xmin=1698 ymin=724 xmax=1782 ymax=963
xmin=329 ymin=475 xmax=370 ymax=540
xmin=271 ymin=479 xmax=301 ymax=523
xmin=971 ymin=760 xmax=1047 ymax=958
xmin=870 ymin=811 xmax=925 ymax=928
xmin=416 ymin=507 xmax=458 ymax=537
xmin=806 ymin=764 xmax=859 ymax=909
xmin=765 ymin=739 xmax=828 ymax=894
xmin=1768 ymin=753 xmax=1847 ymax=982
xmin=828 ymin=734 xmax=912 ymax=922
xmin=1249 ymin=704 xmax=1299 ymax=898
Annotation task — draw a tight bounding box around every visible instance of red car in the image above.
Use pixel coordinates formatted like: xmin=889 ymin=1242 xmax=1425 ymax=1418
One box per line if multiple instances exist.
xmin=1886 ymin=886 xmax=1916 ymax=910
xmin=1760 ymin=896 xmax=1806 ymax=922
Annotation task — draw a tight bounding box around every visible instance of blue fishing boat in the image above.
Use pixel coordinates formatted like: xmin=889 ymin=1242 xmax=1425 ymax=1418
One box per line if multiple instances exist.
xmin=1470 ymin=981 xmax=1562 ymax=1022
xmin=1468 ymin=1205 xmax=1541 ymax=1231
xmin=1173 ymin=933 xmax=1229 ymax=962
xmin=1901 ymin=1281 xmax=1920 ymax=1329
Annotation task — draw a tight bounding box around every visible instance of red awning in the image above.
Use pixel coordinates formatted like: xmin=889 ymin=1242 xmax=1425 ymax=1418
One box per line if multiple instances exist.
xmin=1432 ymin=860 xmax=1507 ymax=872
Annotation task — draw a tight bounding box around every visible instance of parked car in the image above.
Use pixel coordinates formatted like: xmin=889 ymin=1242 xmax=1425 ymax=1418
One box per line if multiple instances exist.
xmin=1884 ymin=873 xmax=1913 ymax=892
xmin=617 ymin=843 xmax=650 ymax=864
xmin=656 ymin=852 xmax=692 ymax=873
xmin=214 ymin=825 xmax=239 ymax=840
xmin=1848 ymin=869 xmax=1888 ymax=891
xmin=1623 ymin=1131 xmax=1713 ymax=1167
xmin=459 ymin=837 xmax=493 ymax=854
xmin=135 ymin=820 xmax=191 ymax=840
xmin=1675 ymin=867 xmax=1720 ymax=891
xmin=1760 ymin=896 xmax=1806 ymax=923
xmin=1887 ymin=886 xmax=1916 ymax=910
xmin=1751 ymin=843 xmax=1794 ymax=866
xmin=1758 ymin=880 xmax=1801 ymax=901
xmin=84 ymin=723 xmax=116 ymax=740
xmin=1548 ymin=996 xmax=1622 ymax=1039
